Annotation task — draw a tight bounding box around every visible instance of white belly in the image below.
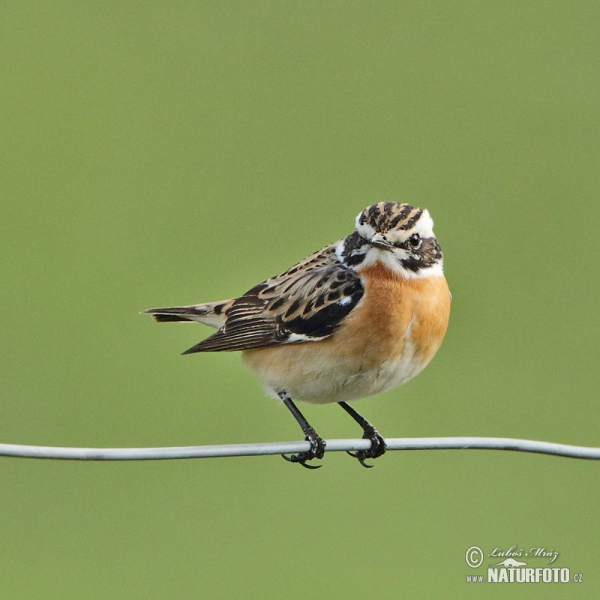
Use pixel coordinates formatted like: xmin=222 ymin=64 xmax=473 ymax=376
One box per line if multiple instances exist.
xmin=243 ymin=337 xmax=430 ymax=405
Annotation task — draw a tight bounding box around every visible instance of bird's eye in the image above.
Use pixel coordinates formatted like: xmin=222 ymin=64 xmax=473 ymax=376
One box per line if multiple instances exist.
xmin=409 ymin=233 xmax=421 ymax=248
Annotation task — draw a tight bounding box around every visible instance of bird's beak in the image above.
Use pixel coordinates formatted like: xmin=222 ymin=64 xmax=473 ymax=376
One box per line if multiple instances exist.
xmin=370 ymin=234 xmax=392 ymax=250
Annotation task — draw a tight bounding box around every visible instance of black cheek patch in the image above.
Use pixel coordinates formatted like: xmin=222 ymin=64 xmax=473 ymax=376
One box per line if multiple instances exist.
xmin=400 ymin=256 xmax=422 ymax=273
xmin=345 ymin=253 xmax=365 ymax=267
xmin=340 ymin=231 xmax=368 ymax=267
xmin=401 ymin=238 xmax=443 ymax=272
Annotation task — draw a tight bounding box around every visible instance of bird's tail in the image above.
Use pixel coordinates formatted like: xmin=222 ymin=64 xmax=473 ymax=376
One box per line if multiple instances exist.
xmin=144 ymin=299 xmax=233 ymax=329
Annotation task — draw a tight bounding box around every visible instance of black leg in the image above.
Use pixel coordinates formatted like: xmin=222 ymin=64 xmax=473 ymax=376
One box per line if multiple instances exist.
xmin=279 ymin=391 xmax=326 ymax=469
xmin=338 ymin=402 xmax=387 ymax=468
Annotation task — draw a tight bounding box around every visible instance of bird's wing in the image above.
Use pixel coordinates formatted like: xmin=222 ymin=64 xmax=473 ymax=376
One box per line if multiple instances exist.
xmin=183 ymin=243 xmax=364 ymax=353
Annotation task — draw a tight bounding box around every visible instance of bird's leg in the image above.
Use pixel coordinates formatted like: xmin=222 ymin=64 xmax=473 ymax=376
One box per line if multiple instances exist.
xmin=279 ymin=391 xmax=326 ymax=469
xmin=338 ymin=401 xmax=387 ymax=468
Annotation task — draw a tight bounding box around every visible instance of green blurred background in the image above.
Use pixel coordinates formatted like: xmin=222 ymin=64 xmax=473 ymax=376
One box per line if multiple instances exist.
xmin=1 ymin=1 xmax=599 ymax=597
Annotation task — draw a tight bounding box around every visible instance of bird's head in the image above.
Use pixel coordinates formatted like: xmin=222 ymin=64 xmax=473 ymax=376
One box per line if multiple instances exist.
xmin=337 ymin=202 xmax=444 ymax=277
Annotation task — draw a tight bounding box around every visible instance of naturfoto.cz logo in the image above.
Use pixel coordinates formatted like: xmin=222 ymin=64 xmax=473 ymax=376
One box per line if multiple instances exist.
xmin=464 ymin=545 xmax=583 ymax=584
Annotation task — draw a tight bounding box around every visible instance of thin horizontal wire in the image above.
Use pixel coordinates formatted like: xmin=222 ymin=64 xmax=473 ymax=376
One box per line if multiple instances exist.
xmin=0 ymin=437 xmax=599 ymax=461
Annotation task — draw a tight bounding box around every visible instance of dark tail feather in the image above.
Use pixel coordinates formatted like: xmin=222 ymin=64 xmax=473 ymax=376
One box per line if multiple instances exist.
xmin=144 ymin=306 xmax=206 ymax=323
xmin=151 ymin=313 xmax=194 ymax=322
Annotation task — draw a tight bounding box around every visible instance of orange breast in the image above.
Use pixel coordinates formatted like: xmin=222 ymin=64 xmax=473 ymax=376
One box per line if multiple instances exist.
xmin=333 ymin=262 xmax=451 ymax=367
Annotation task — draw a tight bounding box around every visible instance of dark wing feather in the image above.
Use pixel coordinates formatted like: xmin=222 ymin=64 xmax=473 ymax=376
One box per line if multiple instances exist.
xmin=182 ymin=243 xmax=364 ymax=353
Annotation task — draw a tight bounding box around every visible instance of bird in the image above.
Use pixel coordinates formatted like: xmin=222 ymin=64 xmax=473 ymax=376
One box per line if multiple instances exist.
xmin=145 ymin=202 xmax=451 ymax=468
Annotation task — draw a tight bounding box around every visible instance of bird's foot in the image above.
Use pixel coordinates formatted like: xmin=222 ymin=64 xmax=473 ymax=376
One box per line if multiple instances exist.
xmin=282 ymin=429 xmax=326 ymax=469
xmin=347 ymin=427 xmax=387 ymax=468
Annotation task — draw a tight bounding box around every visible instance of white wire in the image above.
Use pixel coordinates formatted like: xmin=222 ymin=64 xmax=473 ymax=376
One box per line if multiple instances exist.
xmin=0 ymin=437 xmax=599 ymax=460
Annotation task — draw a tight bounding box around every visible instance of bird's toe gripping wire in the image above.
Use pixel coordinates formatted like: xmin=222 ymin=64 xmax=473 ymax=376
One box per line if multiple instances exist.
xmin=281 ymin=431 xmax=326 ymax=469
xmin=279 ymin=391 xmax=326 ymax=469
xmin=347 ymin=427 xmax=387 ymax=468
xmin=339 ymin=401 xmax=387 ymax=468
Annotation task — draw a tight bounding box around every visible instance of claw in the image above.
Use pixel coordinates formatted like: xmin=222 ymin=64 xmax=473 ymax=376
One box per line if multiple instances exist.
xmin=347 ymin=428 xmax=387 ymax=468
xmin=300 ymin=460 xmax=322 ymax=470
xmin=281 ymin=453 xmax=321 ymax=468
xmin=346 ymin=450 xmax=374 ymax=468
xmin=280 ymin=432 xmax=326 ymax=469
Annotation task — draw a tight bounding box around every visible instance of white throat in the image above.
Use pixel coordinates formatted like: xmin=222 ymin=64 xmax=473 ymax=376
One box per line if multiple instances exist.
xmin=358 ymin=247 xmax=444 ymax=279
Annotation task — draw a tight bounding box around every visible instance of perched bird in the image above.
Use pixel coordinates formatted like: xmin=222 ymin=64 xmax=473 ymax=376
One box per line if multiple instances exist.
xmin=145 ymin=202 xmax=451 ymax=468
